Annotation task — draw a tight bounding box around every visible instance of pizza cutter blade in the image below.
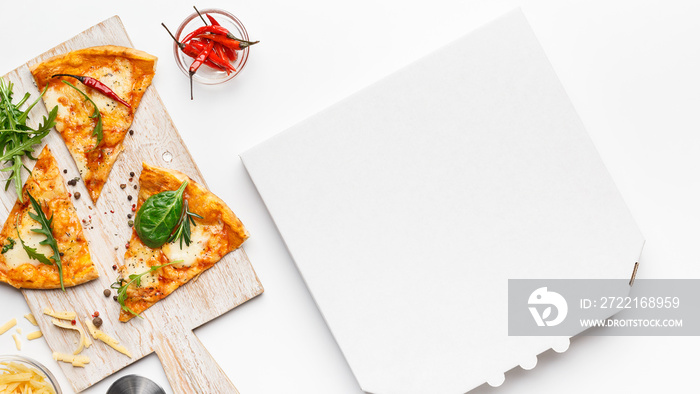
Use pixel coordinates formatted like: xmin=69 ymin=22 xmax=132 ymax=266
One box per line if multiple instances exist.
xmin=106 ymin=375 xmax=165 ymax=394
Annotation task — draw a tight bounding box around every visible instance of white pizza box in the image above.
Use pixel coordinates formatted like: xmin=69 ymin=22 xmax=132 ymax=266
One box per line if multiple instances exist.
xmin=241 ymin=10 xmax=644 ymax=394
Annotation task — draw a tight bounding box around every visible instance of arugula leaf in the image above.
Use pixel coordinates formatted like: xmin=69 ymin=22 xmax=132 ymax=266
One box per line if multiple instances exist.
xmin=17 ymin=83 xmax=50 ymax=125
xmin=21 ymin=192 xmax=64 ymax=291
xmin=61 ymin=80 xmax=103 ymax=149
xmin=110 ymin=260 xmax=182 ymax=318
xmin=1 ymin=237 xmax=15 ymax=254
xmin=16 ymin=229 xmax=52 ymax=265
xmin=0 ymin=78 xmax=57 ymax=202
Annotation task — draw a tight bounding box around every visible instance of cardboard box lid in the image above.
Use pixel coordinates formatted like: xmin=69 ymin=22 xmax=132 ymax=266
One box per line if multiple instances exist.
xmin=241 ymin=10 xmax=644 ymax=394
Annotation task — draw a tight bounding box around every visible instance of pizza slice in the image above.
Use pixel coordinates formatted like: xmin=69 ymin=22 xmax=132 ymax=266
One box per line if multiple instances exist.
xmin=0 ymin=146 xmax=98 ymax=289
xmin=30 ymin=45 xmax=157 ymax=202
xmin=116 ymin=163 xmax=249 ymax=322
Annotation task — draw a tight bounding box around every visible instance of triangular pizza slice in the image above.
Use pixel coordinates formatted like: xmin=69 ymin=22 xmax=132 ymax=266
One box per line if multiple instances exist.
xmin=30 ymin=46 xmax=157 ymax=202
xmin=116 ymin=163 xmax=249 ymax=322
xmin=0 ymin=146 xmax=98 ymax=289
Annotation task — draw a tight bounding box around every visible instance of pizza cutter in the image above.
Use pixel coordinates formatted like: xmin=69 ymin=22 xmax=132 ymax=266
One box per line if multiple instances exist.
xmin=106 ymin=375 xmax=165 ymax=394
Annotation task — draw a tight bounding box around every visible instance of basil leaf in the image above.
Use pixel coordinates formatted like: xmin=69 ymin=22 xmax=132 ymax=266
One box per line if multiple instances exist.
xmin=135 ymin=181 xmax=188 ymax=248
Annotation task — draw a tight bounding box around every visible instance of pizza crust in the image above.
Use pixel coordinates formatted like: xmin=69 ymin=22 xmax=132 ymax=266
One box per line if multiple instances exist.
xmin=30 ymin=45 xmax=157 ymax=202
xmin=118 ymin=163 xmax=249 ymax=321
xmin=0 ymin=146 xmax=98 ymax=289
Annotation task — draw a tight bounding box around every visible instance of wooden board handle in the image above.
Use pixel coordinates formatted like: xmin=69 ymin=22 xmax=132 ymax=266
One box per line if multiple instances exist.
xmin=154 ymin=330 xmax=239 ymax=394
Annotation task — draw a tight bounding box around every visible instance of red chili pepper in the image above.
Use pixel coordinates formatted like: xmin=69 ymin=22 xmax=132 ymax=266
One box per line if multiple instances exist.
xmin=187 ymin=40 xmax=235 ymax=72
xmin=188 ymin=40 xmax=214 ymax=100
xmin=194 ymin=33 xmax=251 ymax=51
xmin=185 ymin=25 xmax=260 ymax=46
xmin=181 ymin=25 xmax=224 ymax=43
xmin=51 ymin=74 xmax=131 ymax=109
xmin=206 ymin=14 xmax=221 ymax=27
xmin=211 ymin=44 xmax=231 ymax=74
xmin=223 ymin=45 xmax=237 ymax=62
xmin=203 ymin=16 xmax=259 ymax=46
xmin=183 ymin=46 xmax=228 ymax=73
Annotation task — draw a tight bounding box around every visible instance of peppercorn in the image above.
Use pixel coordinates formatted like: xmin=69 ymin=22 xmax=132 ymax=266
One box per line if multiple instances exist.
xmin=129 ymin=172 xmax=135 ymax=177
xmin=71 ymin=320 xmax=76 ymax=326
xmin=67 ymin=179 xmax=77 ymax=186
xmin=93 ymin=317 xmax=103 ymax=328
xmin=74 ymin=192 xmax=81 ymax=199
xmin=127 ymin=195 xmax=133 ymax=201
xmin=113 ymin=295 xmax=118 ymax=301
xmin=103 ymin=289 xmax=111 ymax=297
xmin=129 ymin=130 xmax=134 ymax=136
xmin=133 ymin=185 xmax=137 ymax=190
xmin=127 ymin=214 xmax=132 ymax=219
xmin=120 ymin=184 xmax=126 ymax=189
xmin=128 ymin=220 xmax=134 ymax=227
xmin=63 ymin=169 xmax=67 ymax=174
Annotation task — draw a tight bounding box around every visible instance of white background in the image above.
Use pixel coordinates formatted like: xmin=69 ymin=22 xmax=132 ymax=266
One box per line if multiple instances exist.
xmin=0 ymin=0 xmax=698 ymax=393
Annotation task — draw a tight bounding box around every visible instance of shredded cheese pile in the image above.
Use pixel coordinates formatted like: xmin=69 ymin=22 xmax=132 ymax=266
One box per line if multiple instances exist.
xmin=0 ymin=361 xmax=56 ymax=394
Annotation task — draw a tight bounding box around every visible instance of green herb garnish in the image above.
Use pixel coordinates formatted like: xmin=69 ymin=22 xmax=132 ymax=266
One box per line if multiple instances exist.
xmin=110 ymin=260 xmax=181 ymax=318
xmin=61 ymin=80 xmax=103 ymax=149
xmin=0 ymin=78 xmax=57 ymax=202
xmin=135 ymin=181 xmax=201 ymax=249
xmin=1 ymin=237 xmax=15 ymax=254
xmin=167 ymin=199 xmax=203 ymax=248
xmin=18 ymin=192 xmax=64 ymax=290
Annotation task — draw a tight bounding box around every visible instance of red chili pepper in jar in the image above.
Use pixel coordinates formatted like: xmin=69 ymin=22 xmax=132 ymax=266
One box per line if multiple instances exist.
xmin=162 ymin=23 xmax=233 ymax=73
xmin=188 ymin=40 xmax=214 ymax=100
xmin=187 ymin=40 xmax=235 ymax=72
xmin=206 ymin=14 xmax=221 ymax=27
xmin=184 ymin=25 xmax=259 ymax=46
xmin=194 ymin=33 xmax=252 ymax=51
xmin=204 ymin=13 xmax=259 ymax=46
xmin=51 ymin=74 xmax=131 ymax=109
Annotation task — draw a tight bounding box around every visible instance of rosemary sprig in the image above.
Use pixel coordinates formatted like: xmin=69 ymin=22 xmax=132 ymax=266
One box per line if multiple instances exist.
xmin=167 ymin=199 xmax=203 ymax=249
xmin=110 ymin=260 xmax=181 ymax=318
xmin=0 ymin=78 xmax=57 ymax=202
xmin=18 ymin=192 xmax=64 ymax=290
xmin=61 ymin=80 xmax=103 ymax=149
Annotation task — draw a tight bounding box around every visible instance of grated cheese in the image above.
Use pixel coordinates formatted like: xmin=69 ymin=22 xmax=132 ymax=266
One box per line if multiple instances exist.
xmin=0 ymin=318 xmax=17 ymax=335
xmin=43 ymin=308 xmax=76 ymax=320
xmin=85 ymin=318 xmax=132 ymax=358
xmin=51 ymin=318 xmax=91 ymax=355
xmin=24 ymin=313 xmax=38 ymax=326
xmin=53 ymin=352 xmax=89 ymax=368
xmin=26 ymin=330 xmax=43 ymax=341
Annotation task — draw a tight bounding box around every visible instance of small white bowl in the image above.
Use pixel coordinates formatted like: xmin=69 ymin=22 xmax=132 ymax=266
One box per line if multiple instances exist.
xmin=172 ymin=8 xmax=252 ymax=85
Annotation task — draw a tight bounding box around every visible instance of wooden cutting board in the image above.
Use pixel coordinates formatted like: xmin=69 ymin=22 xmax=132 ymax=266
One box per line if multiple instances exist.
xmin=1 ymin=16 xmax=263 ymax=393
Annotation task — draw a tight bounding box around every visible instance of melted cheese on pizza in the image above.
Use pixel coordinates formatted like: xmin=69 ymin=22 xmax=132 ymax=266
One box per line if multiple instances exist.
xmin=123 ymin=255 xmax=160 ymax=288
xmin=3 ymin=215 xmax=55 ymax=269
xmin=161 ymin=225 xmax=210 ymax=268
xmin=30 ymin=46 xmax=157 ymax=202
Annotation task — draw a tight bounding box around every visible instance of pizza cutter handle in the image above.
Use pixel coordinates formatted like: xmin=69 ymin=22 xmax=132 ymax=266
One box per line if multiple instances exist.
xmin=154 ymin=329 xmax=239 ymax=394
